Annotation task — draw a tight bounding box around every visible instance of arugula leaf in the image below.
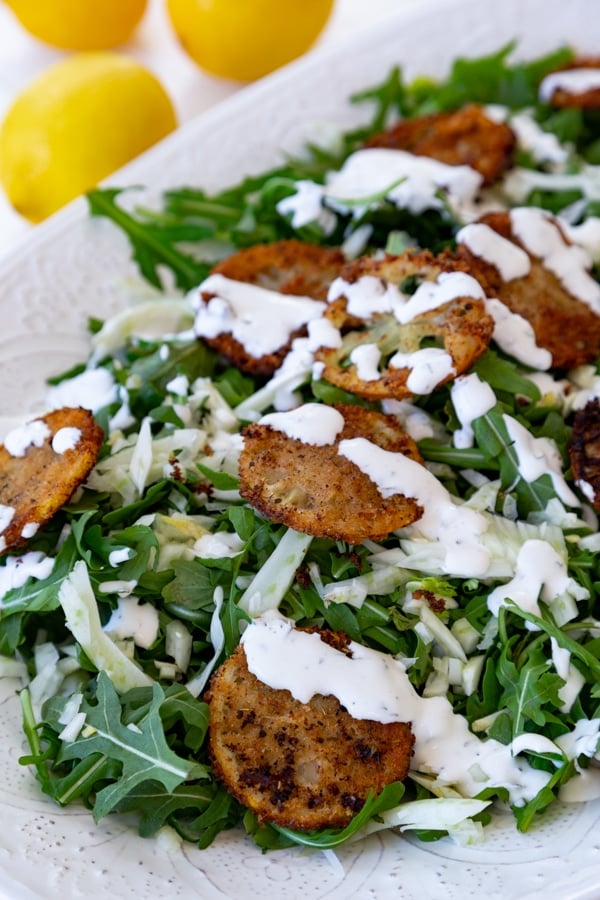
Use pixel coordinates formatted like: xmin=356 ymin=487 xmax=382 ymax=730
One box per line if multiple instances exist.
xmin=87 ymin=189 xmax=210 ymax=291
xmin=58 ymin=673 xmax=200 ymax=821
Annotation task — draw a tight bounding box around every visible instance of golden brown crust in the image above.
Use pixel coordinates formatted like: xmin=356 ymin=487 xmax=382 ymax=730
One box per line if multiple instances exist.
xmin=206 ymin=636 xmax=414 ymax=831
xmin=0 ymin=407 xmax=103 ymax=554
xmin=365 ymin=103 xmax=516 ymax=185
xmin=541 ymin=57 xmax=600 ymax=108
xmin=198 ymin=239 xmax=346 ymax=376
xmin=314 ymin=250 xmax=494 ymax=401
xmin=238 ymin=403 xmax=424 ymax=544
xmin=568 ymin=398 xmax=600 ymax=509
xmin=456 ymin=210 xmax=600 ymax=369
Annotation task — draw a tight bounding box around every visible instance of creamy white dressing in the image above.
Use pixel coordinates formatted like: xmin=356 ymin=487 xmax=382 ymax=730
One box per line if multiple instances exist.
xmin=108 ymin=548 xmax=133 ymax=567
xmin=394 ymin=271 xmax=486 ymax=324
xmin=509 ymin=207 xmax=600 ymax=314
xmin=194 ymin=274 xmax=325 ymax=357
xmin=349 ymin=343 xmax=381 ymax=381
xmin=0 ymin=551 xmax=55 ymax=603
xmin=487 ymin=539 xmax=573 ymax=619
xmin=456 ymin=223 xmax=531 ymax=281
xmin=241 ymin=612 xmax=550 ymax=804
xmin=51 ymin=427 xmax=81 ymax=455
xmin=485 ymin=298 xmax=552 ymax=370
xmin=324 ymin=148 xmax=483 ymax=217
xmin=338 ymin=436 xmax=491 ymax=576
xmin=46 ymin=367 xmax=118 ymax=413
xmin=20 ymin=522 xmax=39 ymax=539
xmin=539 ymin=67 xmax=600 ymax=102
xmin=450 ymin=373 xmax=496 ymax=449
xmin=4 ymin=420 xmax=50 ymax=457
xmin=103 ymin=596 xmax=159 ymax=650
xmin=388 ymin=347 xmax=456 ymax=394
xmin=562 ymin=216 xmax=600 ymax=264
xmin=503 ymin=413 xmax=580 ymax=506
xmin=550 ymin=636 xmax=585 ymax=713
xmin=328 ymin=274 xmax=405 ymax=318
xmin=511 ymin=111 xmax=569 ymax=164
xmin=259 ymin=403 xmax=345 ymax=445
xmin=276 ymin=179 xmax=337 ymax=234
xmin=0 ymin=504 xmax=14 ymax=534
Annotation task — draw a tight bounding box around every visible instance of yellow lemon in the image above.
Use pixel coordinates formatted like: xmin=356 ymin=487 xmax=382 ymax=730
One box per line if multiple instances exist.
xmin=0 ymin=53 xmax=177 ymax=223
xmin=4 ymin=0 xmax=148 ymax=51
xmin=166 ymin=0 xmax=335 ymax=82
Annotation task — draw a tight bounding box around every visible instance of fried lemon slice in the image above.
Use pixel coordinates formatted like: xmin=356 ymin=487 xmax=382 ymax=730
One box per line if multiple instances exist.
xmin=568 ymin=398 xmax=600 ymax=510
xmin=456 ymin=210 xmax=600 ymax=369
xmin=314 ymin=250 xmax=493 ymax=402
xmin=0 ymin=407 xmax=103 ymax=554
xmin=194 ymin=239 xmax=345 ymax=377
xmin=365 ymin=103 xmax=515 ymax=185
xmin=539 ymin=57 xmax=600 ymax=108
xmin=206 ymin=632 xmax=414 ymax=831
xmin=238 ymin=402 xmax=423 ymax=543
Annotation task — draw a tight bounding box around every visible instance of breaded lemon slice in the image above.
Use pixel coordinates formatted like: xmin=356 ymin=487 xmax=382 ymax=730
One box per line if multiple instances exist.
xmin=0 ymin=407 xmax=103 ymax=553
xmin=238 ymin=402 xmax=423 ymax=543
xmin=456 ymin=209 xmax=600 ymax=369
xmin=365 ymin=103 xmax=515 ymax=185
xmin=314 ymin=250 xmax=493 ymax=401
xmin=194 ymin=239 xmax=345 ymax=377
xmin=206 ymin=631 xmax=414 ymax=831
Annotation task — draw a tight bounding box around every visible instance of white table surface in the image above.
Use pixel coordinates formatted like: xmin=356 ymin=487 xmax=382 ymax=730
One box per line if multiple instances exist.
xmin=0 ymin=0 xmax=403 ymax=260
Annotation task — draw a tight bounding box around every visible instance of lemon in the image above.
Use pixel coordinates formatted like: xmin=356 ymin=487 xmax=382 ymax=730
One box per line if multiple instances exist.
xmin=0 ymin=53 xmax=177 ymax=223
xmin=166 ymin=0 xmax=335 ymax=82
xmin=4 ymin=0 xmax=148 ymax=51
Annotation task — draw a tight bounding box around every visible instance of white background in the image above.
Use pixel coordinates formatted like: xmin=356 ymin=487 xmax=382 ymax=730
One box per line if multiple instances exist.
xmin=0 ymin=0 xmax=402 ymax=259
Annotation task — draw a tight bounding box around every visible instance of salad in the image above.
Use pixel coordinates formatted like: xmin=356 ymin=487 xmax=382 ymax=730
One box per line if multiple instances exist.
xmin=2 ymin=40 xmax=600 ymax=855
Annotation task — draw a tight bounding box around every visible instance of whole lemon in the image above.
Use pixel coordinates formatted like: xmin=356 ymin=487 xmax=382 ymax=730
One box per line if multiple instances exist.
xmin=4 ymin=0 xmax=148 ymax=51
xmin=166 ymin=0 xmax=335 ymax=82
xmin=0 ymin=53 xmax=177 ymax=223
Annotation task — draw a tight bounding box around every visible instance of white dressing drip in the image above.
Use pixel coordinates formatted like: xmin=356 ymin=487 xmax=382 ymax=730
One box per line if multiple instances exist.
xmin=393 ymin=271 xmax=486 ymax=324
xmin=539 ymin=67 xmax=600 ymax=102
xmin=194 ymin=274 xmax=325 ymax=357
xmin=485 ymin=298 xmax=552 ymax=370
xmin=487 ymin=539 xmax=572 ymax=619
xmin=275 ymin=180 xmax=337 ymax=234
xmin=0 ymin=505 xmax=14 ymax=533
xmin=241 ymin=612 xmax=551 ymax=805
xmin=349 ymin=343 xmax=381 ymax=381
xmin=46 ymin=367 xmax=118 ymax=413
xmin=509 ymin=207 xmax=600 ymax=314
xmin=450 ymin=373 xmax=496 ymax=449
xmin=337 ymin=436 xmax=491 ymax=576
xmin=324 ymin=148 xmax=483 ymax=217
xmin=328 ymin=274 xmax=405 ymax=318
xmin=388 ymin=347 xmax=456 ymax=394
xmin=456 ymin=223 xmax=531 ymax=281
xmin=259 ymin=403 xmax=344 ymax=445
xmin=103 ymin=596 xmax=159 ymax=650
xmin=503 ymin=413 xmax=579 ymax=506
xmin=51 ymin=427 xmax=81 ymax=455
xmin=4 ymin=420 xmax=50 ymax=457
xmin=0 ymin=551 xmax=55 ymax=603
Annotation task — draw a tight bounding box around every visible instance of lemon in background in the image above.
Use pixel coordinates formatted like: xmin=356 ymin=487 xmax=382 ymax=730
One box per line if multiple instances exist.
xmin=0 ymin=53 xmax=176 ymax=223
xmin=3 ymin=0 xmax=148 ymax=50
xmin=166 ymin=0 xmax=335 ymax=82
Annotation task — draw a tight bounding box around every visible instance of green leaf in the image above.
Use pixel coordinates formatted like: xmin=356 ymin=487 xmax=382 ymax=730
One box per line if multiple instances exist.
xmin=59 ymin=673 xmax=198 ymax=821
xmin=87 ymin=189 xmax=209 ymax=291
xmin=496 ymin=640 xmax=564 ymax=736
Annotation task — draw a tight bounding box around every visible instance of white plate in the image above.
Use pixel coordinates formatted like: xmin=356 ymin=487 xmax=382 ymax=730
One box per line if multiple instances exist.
xmin=1 ymin=0 xmax=600 ymax=896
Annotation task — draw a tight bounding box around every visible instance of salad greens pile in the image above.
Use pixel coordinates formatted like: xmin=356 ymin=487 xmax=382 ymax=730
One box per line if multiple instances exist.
xmin=4 ymin=41 xmax=600 ymax=853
